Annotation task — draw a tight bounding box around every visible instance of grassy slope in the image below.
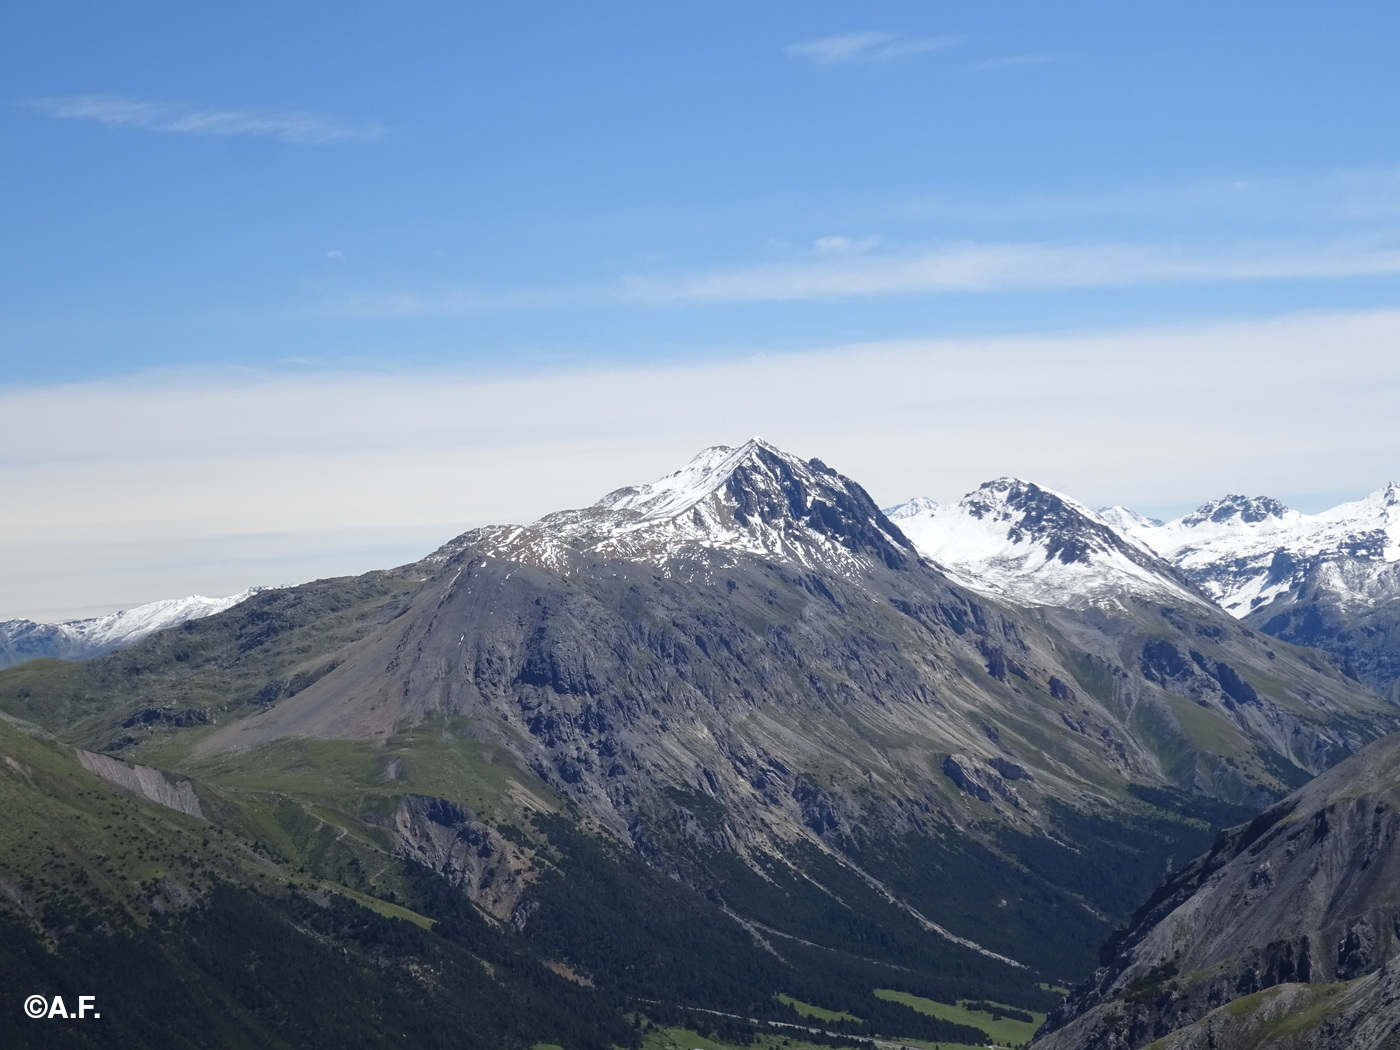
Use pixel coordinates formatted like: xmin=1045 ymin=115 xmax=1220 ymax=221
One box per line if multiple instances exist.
xmin=0 ymin=713 xmax=1009 ymax=1048
xmin=0 ymin=573 xmax=425 ymax=756
xmin=0 ymin=716 xmax=635 ymax=1050
xmin=0 ymin=579 xmax=1268 ymax=1012
xmin=5 ymin=561 xmax=1385 ymax=1042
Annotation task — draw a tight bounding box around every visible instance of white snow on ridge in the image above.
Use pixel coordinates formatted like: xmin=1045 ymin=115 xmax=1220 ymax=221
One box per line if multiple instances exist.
xmin=597 ymin=443 xmax=759 ymax=523
xmin=1117 ymin=483 xmax=1400 ymax=615
xmin=1096 ymin=506 xmax=1163 ymax=532
xmin=1 ymin=590 xmax=261 ymax=666
xmin=58 ymin=591 xmax=261 ymax=649
xmin=479 ymin=438 xmax=912 ymax=579
xmin=886 ymin=480 xmax=1203 ymax=610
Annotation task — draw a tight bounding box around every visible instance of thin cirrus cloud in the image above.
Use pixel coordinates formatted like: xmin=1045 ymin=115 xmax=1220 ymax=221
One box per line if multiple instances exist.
xmin=784 ymin=30 xmax=961 ymax=65
xmin=24 ymin=94 xmax=385 ymax=145
xmin=614 ymin=238 xmax=1400 ymax=304
xmin=351 ymin=236 xmax=1400 ymax=316
xmin=969 ymin=54 xmax=1058 ymax=72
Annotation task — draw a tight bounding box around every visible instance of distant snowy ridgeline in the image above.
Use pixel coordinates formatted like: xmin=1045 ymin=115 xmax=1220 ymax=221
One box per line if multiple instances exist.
xmin=886 ymin=480 xmax=1400 ymax=617
xmin=0 ymin=590 xmax=259 ymax=669
xmin=4 ymin=437 xmax=1397 ymax=673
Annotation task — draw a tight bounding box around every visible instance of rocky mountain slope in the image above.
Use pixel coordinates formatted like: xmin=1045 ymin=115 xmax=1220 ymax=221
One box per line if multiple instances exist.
xmin=1117 ymin=485 xmax=1400 ymax=701
xmin=3 ymin=439 xmax=1397 ymax=1043
xmin=1031 ymin=729 xmax=1400 ymax=1050
xmin=0 ymin=589 xmax=257 ymax=669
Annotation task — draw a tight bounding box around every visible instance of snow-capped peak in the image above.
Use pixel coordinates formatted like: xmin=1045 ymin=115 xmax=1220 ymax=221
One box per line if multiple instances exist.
xmin=885 ymin=478 xmax=1200 ymax=609
xmin=1180 ymin=494 xmax=1295 ymax=529
xmin=1321 ymin=481 xmax=1400 ymax=532
xmin=475 ymin=439 xmax=915 ymax=574
xmin=1123 ymin=482 xmax=1400 ymax=615
xmin=885 ymin=497 xmax=940 ymax=520
xmin=596 ymin=439 xmax=781 ymax=523
xmin=56 ymin=590 xmax=261 ymax=649
xmin=1096 ymin=506 xmax=1164 ymax=531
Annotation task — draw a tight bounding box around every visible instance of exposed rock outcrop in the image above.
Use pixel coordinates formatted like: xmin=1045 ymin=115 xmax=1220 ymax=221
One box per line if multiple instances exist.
xmin=1032 ymin=731 xmax=1400 ymax=1049
xmin=391 ymin=794 xmax=533 ymax=920
xmin=75 ymin=749 xmax=203 ymax=818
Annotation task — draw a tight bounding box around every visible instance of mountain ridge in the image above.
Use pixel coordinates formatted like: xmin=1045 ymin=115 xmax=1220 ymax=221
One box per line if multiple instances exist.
xmin=885 ymin=478 xmax=1207 ymax=610
xmin=1032 ymin=729 xmax=1400 ymax=1050
xmin=0 ymin=589 xmax=260 ymax=669
xmin=1120 ymin=482 xmax=1400 ymax=617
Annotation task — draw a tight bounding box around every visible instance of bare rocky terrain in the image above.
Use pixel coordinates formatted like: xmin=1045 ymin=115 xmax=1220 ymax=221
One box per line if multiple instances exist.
xmin=1033 ymin=730 xmax=1400 ymax=1049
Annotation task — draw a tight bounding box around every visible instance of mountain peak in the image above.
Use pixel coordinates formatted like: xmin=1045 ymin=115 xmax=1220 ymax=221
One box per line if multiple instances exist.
xmin=595 ymin=438 xmax=791 ymax=522
xmin=1131 ymin=484 xmax=1400 ymax=619
xmin=1364 ymin=480 xmax=1400 ymax=511
xmin=508 ymin=439 xmax=915 ymax=572
xmin=1181 ymin=494 xmax=1292 ymax=528
xmin=886 ymin=479 xmax=1200 ymax=609
xmin=961 ymin=477 xmax=1060 ymax=521
xmin=885 ymin=496 xmax=940 ymax=520
xmin=1097 ymin=505 xmax=1164 ymax=531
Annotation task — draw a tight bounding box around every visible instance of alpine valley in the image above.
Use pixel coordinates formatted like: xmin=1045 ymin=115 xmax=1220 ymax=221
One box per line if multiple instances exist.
xmin=4 ymin=439 xmax=1400 ymax=1050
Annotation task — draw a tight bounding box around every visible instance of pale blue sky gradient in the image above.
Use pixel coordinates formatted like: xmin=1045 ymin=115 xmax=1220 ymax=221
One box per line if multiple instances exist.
xmin=3 ymin=2 xmax=1400 ymax=616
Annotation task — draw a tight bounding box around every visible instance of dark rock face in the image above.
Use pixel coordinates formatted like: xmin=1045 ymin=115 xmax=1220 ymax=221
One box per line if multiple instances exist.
xmin=721 ymin=447 xmax=916 ymax=570
xmin=1141 ymin=640 xmax=1192 ymax=682
xmin=1032 ymin=732 xmax=1400 ymax=1050
xmin=391 ymin=794 xmax=532 ymax=920
xmin=1139 ymin=640 xmax=1262 ymax=710
xmin=1182 ymin=496 xmax=1290 ymax=528
xmin=1250 ymin=595 xmax=1400 ymax=702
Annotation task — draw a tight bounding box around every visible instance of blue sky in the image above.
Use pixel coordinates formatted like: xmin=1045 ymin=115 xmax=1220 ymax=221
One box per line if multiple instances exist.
xmin=4 ymin=2 xmax=1400 ymax=617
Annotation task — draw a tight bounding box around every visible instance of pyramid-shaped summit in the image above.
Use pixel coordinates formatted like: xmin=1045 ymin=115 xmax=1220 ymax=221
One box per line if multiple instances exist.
xmin=529 ymin=438 xmax=916 ymax=570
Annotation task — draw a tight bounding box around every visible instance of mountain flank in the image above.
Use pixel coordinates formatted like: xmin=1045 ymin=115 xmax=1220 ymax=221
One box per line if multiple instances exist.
xmin=1031 ymin=729 xmax=1400 ymax=1050
xmin=2 ymin=440 xmax=1398 ymax=1046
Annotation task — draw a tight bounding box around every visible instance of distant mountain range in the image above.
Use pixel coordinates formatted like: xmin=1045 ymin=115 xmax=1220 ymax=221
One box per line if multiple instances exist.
xmin=2 ymin=440 xmax=1398 ymax=1049
xmin=887 ymin=478 xmax=1400 ymax=700
xmin=0 ymin=590 xmax=259 ymax=668
xmin=885 ymin=479 xmax=1203 ymax=609
xmin=11 ymin=459 xmax=1397 ymax=703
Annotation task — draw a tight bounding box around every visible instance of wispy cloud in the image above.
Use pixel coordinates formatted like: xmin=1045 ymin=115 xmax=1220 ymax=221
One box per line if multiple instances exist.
xmin=969 ymin=54 xmax=1058 ymax=72
xmin=25 ymin=95 xmax=384 ymax=144
xmin=785 ymin=31 xmax=960 ymax=65
xmin=614 ymin=239 xmax=1400 ymax=304
xmin=813 ymin=234 xmax=882 ymax=255
xmin=335 ymin=236 xmax=1400 ymax=318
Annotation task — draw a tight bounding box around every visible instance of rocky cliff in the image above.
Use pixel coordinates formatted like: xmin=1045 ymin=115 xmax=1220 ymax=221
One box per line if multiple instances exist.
xmin=1032 ymin=730 xmax=1400 ymax=1049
